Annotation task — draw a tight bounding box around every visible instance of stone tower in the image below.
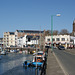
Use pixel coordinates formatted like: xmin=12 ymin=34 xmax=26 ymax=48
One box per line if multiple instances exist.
xmin=72 ymin=19 xmax=75 ymax=36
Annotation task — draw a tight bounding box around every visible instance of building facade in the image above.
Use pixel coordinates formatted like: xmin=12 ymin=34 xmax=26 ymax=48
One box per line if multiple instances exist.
xmin=45 ymin=35 xmax=70 ymax=48
xmin=15 ymin=30 xmax=45 ymax=48
xmin=72 ymin=19 xmax=75 ymax=36
xmin=3 ymin=30 xmax=45 ymax=48
xmin=3 ymin=32 xmax=15 ymax=47
xmin=17 ymin=35 xmax=39 ymax=48
xmin=0 ymin=38 xmax=3 ymax=44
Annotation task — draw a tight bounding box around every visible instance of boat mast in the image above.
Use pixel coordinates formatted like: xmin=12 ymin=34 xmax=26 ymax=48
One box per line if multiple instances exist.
xmin=40 ymin=26 xmax=41 ymax=51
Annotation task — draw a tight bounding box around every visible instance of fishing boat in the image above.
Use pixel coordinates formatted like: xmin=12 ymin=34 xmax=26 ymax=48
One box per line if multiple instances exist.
xmin=32 ymin=55 xmax=43 ymax=67
xmin=37 ymin=51 xmax=45 ymax=60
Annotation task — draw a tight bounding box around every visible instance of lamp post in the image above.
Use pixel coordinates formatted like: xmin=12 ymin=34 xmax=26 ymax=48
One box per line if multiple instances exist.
xmin=51 ymin=14 xmax=61 ymax=53
xmin=35 ymin=36 xmax=38 ymax=75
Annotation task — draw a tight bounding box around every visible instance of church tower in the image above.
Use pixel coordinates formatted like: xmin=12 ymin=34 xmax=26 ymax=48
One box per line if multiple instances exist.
xmin=72 ymin=19 xmax=75 ymax=36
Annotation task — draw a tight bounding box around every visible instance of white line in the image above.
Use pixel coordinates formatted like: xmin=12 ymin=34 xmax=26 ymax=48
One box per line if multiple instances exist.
xmin=53 ymin=52 xmax=69 ymax=75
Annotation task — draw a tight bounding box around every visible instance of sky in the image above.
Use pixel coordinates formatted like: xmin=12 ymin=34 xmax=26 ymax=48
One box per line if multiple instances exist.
xmin=0 ymin=0 xmax=75 ymax=37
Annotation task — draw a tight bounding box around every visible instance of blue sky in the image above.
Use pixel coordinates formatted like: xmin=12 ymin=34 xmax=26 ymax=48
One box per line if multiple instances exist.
xmin=0 ymin=0 xmax=75 ymax=37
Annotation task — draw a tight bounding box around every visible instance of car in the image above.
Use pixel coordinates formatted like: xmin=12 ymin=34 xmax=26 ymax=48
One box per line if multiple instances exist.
xmin=58 ymin=45 xmax=65 ymax=50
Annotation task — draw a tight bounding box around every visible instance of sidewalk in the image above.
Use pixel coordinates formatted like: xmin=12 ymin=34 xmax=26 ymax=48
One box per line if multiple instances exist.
xmin=46 ymin=49 xmax=65 ymax=75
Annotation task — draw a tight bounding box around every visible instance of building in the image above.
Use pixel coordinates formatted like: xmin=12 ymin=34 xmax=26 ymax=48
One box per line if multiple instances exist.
xmin=72 ymin=19 xmax=75 ymax=36
xmin=45 ymin=35 xmax=70 ymax=48
xmin=0 ymin=38 xmax=3 ymax=49
xmin=0 ymin=38 xmax=3 ymax=44
xmin=17 ymin=37 xmax=23 ymax=47
xmin=70 ymin=36 xmax=75 ymax=45
xmin=3 ymin=32 xmax=15 ymax=47
xmin=3 ymin=30 xmax=45 ymax=48
xmin=15 ymin=30 xmax=44 ymax=37
xmin=15 ymin=30 xmax=45 ymax=48
xmin=17 ymin=35 xmax=40 ymax=48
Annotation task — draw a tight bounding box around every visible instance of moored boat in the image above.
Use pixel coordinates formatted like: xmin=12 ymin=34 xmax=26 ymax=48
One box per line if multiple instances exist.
xmin=23 ymin=60 xmax=32 ymax=67
xmin=32 ymin=55 xmax=44 ymax=67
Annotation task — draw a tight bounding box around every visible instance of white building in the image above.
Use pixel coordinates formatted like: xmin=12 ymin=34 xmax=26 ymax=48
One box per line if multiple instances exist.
xmin=45 ymin=35 xmax=70 ymax=48
xmin=17 ymin=35 xmax=39 ymax=47
xmin=17 ymin=37 xmax=23 ymax=47
xmin=70 ymin=36 xmax=75 ymax=45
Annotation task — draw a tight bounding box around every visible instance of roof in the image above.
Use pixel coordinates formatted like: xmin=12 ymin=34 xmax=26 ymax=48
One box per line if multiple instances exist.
xmin=26 ymin=35 xmax=40 ymax=40
xmin=16 ymin=30 xmax=44 ymax=33
xmin=9 ymin=32 xmax=14 ymax=35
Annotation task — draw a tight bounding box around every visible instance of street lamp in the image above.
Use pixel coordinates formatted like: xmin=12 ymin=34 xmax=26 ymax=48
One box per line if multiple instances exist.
xmin=51 ymin=14 xmax=61 ymax=53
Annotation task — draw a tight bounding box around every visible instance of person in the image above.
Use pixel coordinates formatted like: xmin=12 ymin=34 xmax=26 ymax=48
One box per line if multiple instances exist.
xmin=25 ymin=61 xmax=27 ymax=65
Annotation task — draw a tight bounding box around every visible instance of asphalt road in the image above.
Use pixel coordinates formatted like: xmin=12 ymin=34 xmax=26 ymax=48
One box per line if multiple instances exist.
xmin=54 ymin=49 xmax=75 ymax=75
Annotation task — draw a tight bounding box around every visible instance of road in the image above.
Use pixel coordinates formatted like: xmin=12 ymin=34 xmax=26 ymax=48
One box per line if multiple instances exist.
xmin=0 ymin=53 xmax=39 ymax=75
xmin=54 ymin=49 xmax=75 ymax=75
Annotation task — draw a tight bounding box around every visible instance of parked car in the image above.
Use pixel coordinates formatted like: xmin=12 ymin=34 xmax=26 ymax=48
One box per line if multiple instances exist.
xmin=58 ymin=45 xmax=65 ymax=50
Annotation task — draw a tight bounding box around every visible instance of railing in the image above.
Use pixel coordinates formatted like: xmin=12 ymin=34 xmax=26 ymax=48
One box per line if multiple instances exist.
xmin=39 ymin=48 xmax=48 ymax=75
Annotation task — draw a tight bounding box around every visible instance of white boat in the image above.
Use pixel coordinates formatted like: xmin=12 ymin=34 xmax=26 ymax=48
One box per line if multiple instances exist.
xmin=10 ymin=50 xmax=17 ymax=53
xmin=37 ymin=51 xmax=45 ymax=60
xmin=1 ymin=51 xmax=6 ymax=55
xmin=10 ymin=50 xmax=14 ymax=52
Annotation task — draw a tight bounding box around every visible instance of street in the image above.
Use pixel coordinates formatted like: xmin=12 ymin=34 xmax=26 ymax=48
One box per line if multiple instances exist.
xmin=54 ymin=49 xmax=75 ymax=75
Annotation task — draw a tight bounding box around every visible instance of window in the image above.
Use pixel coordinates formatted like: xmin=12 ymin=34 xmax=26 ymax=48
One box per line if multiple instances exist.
xmin=52 ymin=38 xmax=55 ymax=41
xmin=70 ymin=39 xmax=73 ymax=42
xmin=56 ymin=38 xmax=60 ymax=41
xmin=67 ymin=39 xmax=68 ymax=41
xmin=62 ymin=38 xmax=65 ymax=41
xmin=47 ymin=39 xmax=50 ymax=41
xmin=28 ymin=38 xmax=30 ymax=41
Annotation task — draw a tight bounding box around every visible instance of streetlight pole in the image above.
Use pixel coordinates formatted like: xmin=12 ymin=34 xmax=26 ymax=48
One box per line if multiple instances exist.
xmin=35 ymin=36 xmax=38 ymax=75
xmin=51 ymin=15 xmax=53 ymax=53
xmin=51 ymin=14 xmax=61 ymax=53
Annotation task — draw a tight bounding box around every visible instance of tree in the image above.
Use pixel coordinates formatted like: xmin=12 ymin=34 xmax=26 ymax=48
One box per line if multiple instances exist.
xmin=53 ymin=30 xmax=59 ymax=35
xmin=59 ymin=29 xmax=69 ymax=35
xmin=45 ymin=30 xmax=51 ymax=36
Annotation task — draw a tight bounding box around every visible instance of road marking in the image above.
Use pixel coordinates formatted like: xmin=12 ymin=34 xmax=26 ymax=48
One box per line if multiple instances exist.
xmin=53 ymin=52 xmax=69 ymax=75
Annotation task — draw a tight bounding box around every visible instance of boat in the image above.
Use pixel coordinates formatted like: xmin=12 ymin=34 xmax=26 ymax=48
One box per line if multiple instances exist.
xmin=10 ymin=50 xmax=18 ymax=53
xmin=37 ymin=51 xmax=45 ymax=60
xmin=23 ymin=60 xmax=32 ymax=67
xmin=1 ymin=50 xmax=6 ymax=55
xmin=32 ymin=55 xmax=43 ymax=67
xmin=32 ymin=62 xmax=43 ymax=67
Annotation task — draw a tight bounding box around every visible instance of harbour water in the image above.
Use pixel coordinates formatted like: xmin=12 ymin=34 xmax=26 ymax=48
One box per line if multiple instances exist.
xmin=0 ymin=53 xmax=40 ymax=75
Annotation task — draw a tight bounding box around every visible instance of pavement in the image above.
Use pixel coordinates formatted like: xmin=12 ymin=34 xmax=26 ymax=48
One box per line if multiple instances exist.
xmin=46 ymin=49 xmax=65 ymax=75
